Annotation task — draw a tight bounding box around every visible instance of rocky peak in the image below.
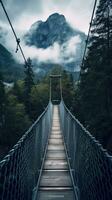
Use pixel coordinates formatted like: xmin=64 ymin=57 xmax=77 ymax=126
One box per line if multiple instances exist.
xmin=24 ymin=13 xmax=75 ymax=48
xmin=47 ymin=13 xmax=66 ymax=23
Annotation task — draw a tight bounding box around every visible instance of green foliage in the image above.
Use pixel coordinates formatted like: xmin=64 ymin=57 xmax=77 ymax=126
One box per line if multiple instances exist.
xmin=11 ymin=74 xmax=49 ymax=122
xmin=2 ymin=95 xmax=31 ymax=146
xmin=24 ymin=58 xmax=35 ymax=115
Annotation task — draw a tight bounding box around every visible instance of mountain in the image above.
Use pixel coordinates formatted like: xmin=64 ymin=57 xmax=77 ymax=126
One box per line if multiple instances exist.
xmin=24 ymin=13 xmax=86 ymax=48
xmin=24 ymin=13 xmax=86 ymax=72
xmin=25 ymin=13 xmax=77 ymax=48
xmin=0 ymin=44 xmax=24 ymax=82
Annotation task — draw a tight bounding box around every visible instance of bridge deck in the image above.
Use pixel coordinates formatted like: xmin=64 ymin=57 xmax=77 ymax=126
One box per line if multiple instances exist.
xmin=37 ymin=105 xmax=75 ymax=200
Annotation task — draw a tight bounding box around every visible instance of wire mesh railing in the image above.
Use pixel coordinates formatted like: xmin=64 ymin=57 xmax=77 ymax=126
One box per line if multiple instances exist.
xmin=0 ymin=102 xmax=52 ymax=200
xmin=59 ymin=100 xmax=112 ymax=200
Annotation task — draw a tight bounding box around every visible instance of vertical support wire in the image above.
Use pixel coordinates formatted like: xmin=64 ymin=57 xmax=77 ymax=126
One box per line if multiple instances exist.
xmin=60 ymin=76 xmax=63 ymax=101
xmin=49 ymin=76 xmax=52 ymax=102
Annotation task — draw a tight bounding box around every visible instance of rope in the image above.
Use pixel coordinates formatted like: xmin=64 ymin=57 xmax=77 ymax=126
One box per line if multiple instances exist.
xmin=0 ymin=0 xmax=27 ymax=65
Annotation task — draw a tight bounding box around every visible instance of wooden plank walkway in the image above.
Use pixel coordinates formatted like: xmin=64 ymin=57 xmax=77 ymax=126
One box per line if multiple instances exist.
xmin=37 ymin=105 xmax=75 ymax=200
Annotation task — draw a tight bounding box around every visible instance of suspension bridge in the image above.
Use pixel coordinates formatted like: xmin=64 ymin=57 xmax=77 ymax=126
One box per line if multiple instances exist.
xmin=0 ymin=0 xmax=112 ymax=199
xmin=0 ymin=74 xmax=112 ymax=200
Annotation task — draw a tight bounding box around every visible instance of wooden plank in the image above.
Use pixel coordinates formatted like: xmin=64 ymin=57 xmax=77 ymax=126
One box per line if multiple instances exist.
xmin=39 ymin=170 xmax=72 ymax=187
xmin=48 ymin=145 xmax=64 ymax=151
xmin=46 ymin=151 xmax=66 ymax=160
xmin=50 ymin=135 xmax=62 ymax=139
xmin=44 ymin=159 xmax=68 ymax=170
xmin=51 ymin=131 xmax=62 ymax=135
xmin=48 ymin=139 xmax=63 ymax=145
xmin=38 ymin=190 xmax=75 ymax=200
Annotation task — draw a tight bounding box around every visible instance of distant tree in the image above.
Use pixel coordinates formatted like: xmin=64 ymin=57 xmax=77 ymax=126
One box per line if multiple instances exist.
xmin=13 ymin=80 xmax=25 ymax=102
xmin=24 ymin=58 xmax=35 ymax=115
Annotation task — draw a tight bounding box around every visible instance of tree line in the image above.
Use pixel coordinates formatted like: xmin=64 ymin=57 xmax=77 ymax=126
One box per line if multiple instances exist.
xmin=72 ymin=0 xmax=112 ymax=153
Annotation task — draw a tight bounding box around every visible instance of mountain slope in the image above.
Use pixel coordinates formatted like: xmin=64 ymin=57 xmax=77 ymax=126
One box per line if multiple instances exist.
xmin=0 ymin=44 xmax=24 ymax=82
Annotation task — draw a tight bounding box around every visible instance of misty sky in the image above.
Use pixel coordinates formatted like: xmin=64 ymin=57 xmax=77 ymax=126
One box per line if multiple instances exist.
xmin=0 ymin=0 xmax=97 ymax=33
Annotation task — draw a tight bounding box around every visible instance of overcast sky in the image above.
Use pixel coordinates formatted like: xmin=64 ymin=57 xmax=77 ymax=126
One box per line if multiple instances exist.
xmin=0 ymin=0 xmax=97 ymax=33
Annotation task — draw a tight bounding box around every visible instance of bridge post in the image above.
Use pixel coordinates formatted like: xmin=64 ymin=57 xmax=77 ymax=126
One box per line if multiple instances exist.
xmin=49 ymin=74 xmax=62 ymax=103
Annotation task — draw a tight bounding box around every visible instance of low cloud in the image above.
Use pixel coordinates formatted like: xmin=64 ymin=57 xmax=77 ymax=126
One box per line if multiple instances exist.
xmin=22 ymin=42 xmax=61 ymax=63
xmin=0 ymin=25 xmax=82 ymax=70
xmin=61 ymin=36 xmax=81 ymax=62
xmin=15 ymin=35 xmax=81 ymax=65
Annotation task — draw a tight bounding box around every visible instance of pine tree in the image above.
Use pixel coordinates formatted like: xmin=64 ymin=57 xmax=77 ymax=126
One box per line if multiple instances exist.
xmin=76 ymin=0 xmax=112 ymax=150
xmin=24 ymin=58 xmax=34 ymax=116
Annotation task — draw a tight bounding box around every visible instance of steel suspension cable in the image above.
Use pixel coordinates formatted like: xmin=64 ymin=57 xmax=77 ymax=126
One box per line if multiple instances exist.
xmin=80 ymin=0 xmax=98 ymax=70
xmin=0 ymin=0 xmax=27 ymax=65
